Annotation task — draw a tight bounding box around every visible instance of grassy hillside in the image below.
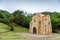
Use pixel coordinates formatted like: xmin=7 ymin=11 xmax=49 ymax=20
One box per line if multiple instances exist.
xmin=0 ymin=23 xmax=28 ymax=40
xmin=0 ymin=32 xmax=26 ymax=40
xmin=0 ymin=23 xmax=9 ymax=33
xmin=0 ymin=23 xmax=29 ymax=33
xmin=0 ymin=23 xmax=9 ymax=30
xmin=13 ymin=26 xmax=29 ymax=33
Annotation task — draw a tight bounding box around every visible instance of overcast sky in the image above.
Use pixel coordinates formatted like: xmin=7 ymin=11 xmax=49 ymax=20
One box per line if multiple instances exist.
xmin=0 ymin=0 xmax=60 ymax=13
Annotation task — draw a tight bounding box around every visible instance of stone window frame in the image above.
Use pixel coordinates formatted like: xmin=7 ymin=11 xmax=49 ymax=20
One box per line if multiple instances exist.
xmin=34 ymin=19 xmax=36 ymax=23
xmin=48 ymin=21 xmax=50 ymax=25
xmin=39 ymin=20 xmax=41 ymax=24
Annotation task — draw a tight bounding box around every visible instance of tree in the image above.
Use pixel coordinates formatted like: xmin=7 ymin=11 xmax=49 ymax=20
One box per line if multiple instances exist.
xmin=0 ymin=10 xmax=11 ymax=24
xmin=12 ymin=10 xmax=27 ymax=27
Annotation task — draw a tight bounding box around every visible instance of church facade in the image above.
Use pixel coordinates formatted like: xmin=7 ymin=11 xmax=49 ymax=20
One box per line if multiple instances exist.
xmin=29 ymin=13 xmax=52 ymax=35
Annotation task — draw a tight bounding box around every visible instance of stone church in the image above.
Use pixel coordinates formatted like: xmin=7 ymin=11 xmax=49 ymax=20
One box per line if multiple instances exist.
xmin=29 ymin=13 xmax=52 ymax=35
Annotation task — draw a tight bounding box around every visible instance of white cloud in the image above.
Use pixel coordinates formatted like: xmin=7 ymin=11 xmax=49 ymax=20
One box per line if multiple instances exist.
xmin=0 ymin=0 xmax=60 ymax=13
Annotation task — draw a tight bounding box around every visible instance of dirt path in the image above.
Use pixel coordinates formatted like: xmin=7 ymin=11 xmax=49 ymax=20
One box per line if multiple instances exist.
xmin=0 ymin=31 xmax=10 ymax=34
xmin=16 ymin=33 xmax=58 ymax=40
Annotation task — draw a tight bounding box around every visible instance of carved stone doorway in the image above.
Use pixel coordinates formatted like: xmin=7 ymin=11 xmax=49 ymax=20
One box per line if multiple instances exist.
xmin=33 ymin=27 xmax=36 ymax=34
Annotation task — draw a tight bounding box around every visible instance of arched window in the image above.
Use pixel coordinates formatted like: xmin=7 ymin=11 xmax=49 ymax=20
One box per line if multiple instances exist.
xmin=48 ymin=21 xmax=50 ymax=25
xmin=39 ymin=20 xmax=41 ymax=24
xmin=34 ymin=19 xmax=36 ymax=23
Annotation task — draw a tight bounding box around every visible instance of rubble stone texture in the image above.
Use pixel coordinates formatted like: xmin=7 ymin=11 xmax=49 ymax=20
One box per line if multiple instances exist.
xmin=29 ymin=13 xmax=52 ymax=35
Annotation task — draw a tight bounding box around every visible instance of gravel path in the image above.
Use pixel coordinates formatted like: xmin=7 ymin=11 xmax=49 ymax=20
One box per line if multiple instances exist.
xmin=16 ymin=33 xmax=58 ymax=40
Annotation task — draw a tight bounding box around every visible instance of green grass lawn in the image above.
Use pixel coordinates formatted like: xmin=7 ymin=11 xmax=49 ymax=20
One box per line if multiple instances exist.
xmin=0 ymin=23 xmax=29 ymax=33
xmin=0 ymin=32 xmax=27 ymax=40
xmin=0 ymin=23 xmax=10 ymax=33
xmin=0 ymin=23 xmax=9 ymax=30
xmin=0 ymin=23 xmax=28 ymax=40
xmin=13 ymin=26 xmax=29 ymax=33
xmin=0 ymin=29 xmax=8 ymax=32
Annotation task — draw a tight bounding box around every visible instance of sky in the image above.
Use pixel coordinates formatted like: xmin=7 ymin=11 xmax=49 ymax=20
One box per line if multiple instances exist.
xmin=0 ymin=0 xmax=60 ymax=13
